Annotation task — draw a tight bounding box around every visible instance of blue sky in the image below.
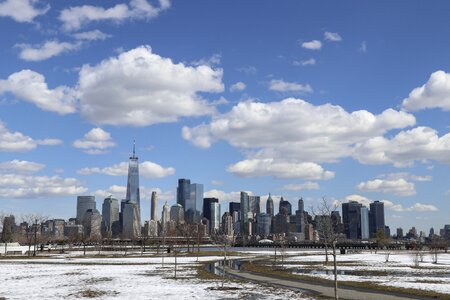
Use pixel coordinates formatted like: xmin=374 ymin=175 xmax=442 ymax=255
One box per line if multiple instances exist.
xmin=0 ymin=0 xmax=449 ymax=234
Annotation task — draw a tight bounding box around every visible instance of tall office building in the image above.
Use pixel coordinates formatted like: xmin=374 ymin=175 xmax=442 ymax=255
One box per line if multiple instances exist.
xmin=170 ymin=204 xmax=185 ymax=223
xmin=177 ymin=178 xmax=191 ymax=210
xmin=210 ymin=202 xmax=221 ymax=233
xmin=360 ymin=206 xmax=369 ymax=240
xmin=203 ymin=198 xmax=219 ymax=222
xmin=279 ymin=197 xmax=292 ymax=215
xmin=266 ymin=193 xmax=274 ymax=216
xmin=369 ymin=201 xmax=385 ymax=238
xmin=240 ymin=192 xmax=249 ymax=234
xmin=76 ymin=196 xmax=96 ymax=224
xmin=342 ymin=201 xmax=362 ymax=239
xmin=187 ymin=183 xmax=203 ymax=223
xmin=101 ymin=196 xmax=120 ymax=237
xmin=229 ymin=202 xmax=240 ymax=214
xmin=122 ymin=142 xmax=141 ymax=238
xmin=151 ymin=191 xmax=158 ymax=221
xmin=222 ymin=212 xmax=233 ymax=236
xmin=248 ymin=195 xmax=261 ymax=218
xmin=295 ymin=198 xmax=305 ymax=233
xmin=256 ymin=213 xmax=272 ymax=237
xmin=161 ymin=201 xmax=170 ymax=232
xmin=82 ymin=209 xmax=102 ymax=240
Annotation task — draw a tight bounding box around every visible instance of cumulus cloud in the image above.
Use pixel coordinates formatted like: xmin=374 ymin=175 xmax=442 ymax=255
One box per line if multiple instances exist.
xmin=78 ymin=160 xmax=175 ymax=179
xmin=204 ymin=189 xmax=248 ymax=203
xmin=0 ymin=174 xmax=87 ymax=198
xmin=230 ymin=81 xmax=246 ymax=92
xmin=283 ymin=182 xmax=320 ymax=191
xmin=73 ymin=30 xmax=112 ymax=41
xmin=73 ymin=128 xmax=115 ymax=154
xmin=0 ymin=121 xmax=61 ymax=152
xmin=16 ymin=40 xmax=81 ymax=61
xmin=359 ymin=41 xmax=367 ymax=53
xmin=377 ymin=172 xmax=432 ymax=182
xmin=94 ymin=185 xmax=173 ymax=201
xmin=183 ymin=98 xmax=415 ymax=161
xmin=324 ymin=31 xmax=342 ymax=42
xmin=293 ymin=58 xmax=316 ymax=66
xmin=0 ymin=69 xmax=77 ymax=114
xmin=269 ymin=79 xmax=313 ymax=93
xmin=59 ymin=0 xmax=171 ymax=31
xmin=78 ymin=45 xmax=223 ymax=126
xmin=0 ymin=0 xmax=49 ymax=23
xmin=354 ymin=126 xmax=450 ymax=167
xmin=301 ymin=40 xmax=322 ymax=50
xmin=227 ymin=159 xmax=334 ymax=180
xmin=357 ymin=178 xmax=416 ymax=196
xmin=0 ymin=160 xmax=45 ymax=174
xmin=402 ymin=70 xmax=450 ymax=112
xmin=339 ymin=194 xmax=438 ymax=212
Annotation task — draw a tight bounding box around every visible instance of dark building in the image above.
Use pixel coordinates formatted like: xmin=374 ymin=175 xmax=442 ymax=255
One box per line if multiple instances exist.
xmin=369 ymin=201 xmax=385 ymax=238
xmin=177 ymin=178 xmax=191 ymax=212
xmin=295 ymin=198 xmax=305 ymax=233
xmin=396 ymin=227 xmax=404 ymax=239
xmin=279 ymin=197 xmax=292 ymax=215
xmin=229 ymin=202 xmax=240 ymax=214
xmin=266 ymin=194 xmax=274 ymax=216
xmin=342 ymin=201 xmax=362 ymax=239
xmin=203 ymin=198 xmax=219 ymax=222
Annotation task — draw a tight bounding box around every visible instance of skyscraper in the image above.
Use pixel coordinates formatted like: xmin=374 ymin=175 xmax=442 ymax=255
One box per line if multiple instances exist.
xmin=101 ymin=196 xmax=119 ymax=237
xmin=240 ymin=191 xmax=249 ymax=234
xmin=151 ymin=191 xmax=158 ymax=221
xmin=203 ymin=198 xmax=219 ymax=222
xmin=360 ymin=206 xmax=369 ymax=240
xmin=342 ymin=201 xmax=362 ymax=239
xmin=170 ymin=204 xmax=185 ymax=223
xmin=177 ymin=178 xmax=191 ymax=210
xmin=122 ymin=141 xmax=141 ymax=238
xmin=229 ymin=202 xmax=240 ymax=214
xmin=248 ymin=195 xmax=261 ymax=218
xmin=369 ymin=201 xmax=385 ymax=238
xmin=266 ymin=193 xmax=274 ymax=216
xmin=279 ymin=197 xmax=292 ymax=215
xmin=210 ymin=202 xmax=221 ymax=233
xmin=295 ymin=197 xmax=305 ymax=233
xmin=161 ymin=201 xmax=170 ymax=232
xmin=76 ymin=196 xmax=96 ymax=224
xmin=188 ymin=183 xmax=203 ymax=223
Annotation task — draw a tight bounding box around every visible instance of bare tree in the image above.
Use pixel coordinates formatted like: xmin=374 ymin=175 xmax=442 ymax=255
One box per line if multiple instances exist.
xmin=21 ymin=214 xmax=47 ymax=257
xmin=313 ymin=198 xmax=340 ymax=300
xmin=211 ymin=231 xmax=232 ymax=288
xmin=429 ymin=236 xmax=444 ymax=264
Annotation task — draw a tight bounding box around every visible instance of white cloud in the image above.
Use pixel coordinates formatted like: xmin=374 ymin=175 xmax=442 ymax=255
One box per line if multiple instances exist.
xmin=16 ymin=40 xmax=81 ymax=61
xmin=78 ymin=45 xmax=223 ymax=126
xmin=340 ymin=194 xmax=438 ymax=212
xmin=377 ymin=172 xmax=432 ymax=182
xmin=0 ymin=121 xmax=62 ymax=152
xmin=359 ymin=41 xmax=367 ymax=53
xmin=402 ymin=70 xmax=450 ymax=112
xmin=0 ymin=160 xmax=45 ymax=174
xmin=73 ymin=128 xmax=115 ymax=154
xmin=301 ymin=40 xmax=322 ymax=50
xmin=73 ymin=30 xmax=112 ymax=41
xmin=230 ymin=82 xmax=246 ymax=92
xmin=269 ymin=79 xmax=313 ymax=93
xmin=191 ymin=54 xmax=221 ymax=67
xmin=211 ymin=180 xmax=223 ymax=186
xmin=293 ymin=58 xmax=316 ymax=66
xmin=204 ymin=189 xmax=246 ymax=203
xmin=283 ymin=182 xmax=320 ymax=191
xmin=227 ymin=159 xmax=334 ymax=180
xmin=354 ymin=126 xmax=450 ymax=167
xmin=182 ymin=98 xmax=416 ymax=165
xmin=78 ymin=160 xmax=175 ymax=179
xmin=0 ymin=174 xmax=87 ymax=198
xmin=94 ymin=185 xmax=173 ymax=201
xmin=59 ymin=0 xmax=171 ymax=31
xmin=0 ymin=69 xmax=77 ymax=114
xmin=0 ymin=0 xmax=49 ymax=23
xmin=357 ymin=178 xmax=416 ymax=196
xmin=324 ymin=32 xmax=342 ymax=42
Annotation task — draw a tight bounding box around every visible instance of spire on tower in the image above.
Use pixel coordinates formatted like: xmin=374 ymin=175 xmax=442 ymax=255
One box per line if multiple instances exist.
xmin=130 ymin=139 xmax=137 ymax=159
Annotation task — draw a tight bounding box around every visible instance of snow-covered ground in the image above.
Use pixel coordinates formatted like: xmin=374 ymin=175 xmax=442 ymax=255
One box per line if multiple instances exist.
xmin=280 ymin=251 xmax=450 ymax=294
xmin=0 ymin=254 xmax=311 ymax=300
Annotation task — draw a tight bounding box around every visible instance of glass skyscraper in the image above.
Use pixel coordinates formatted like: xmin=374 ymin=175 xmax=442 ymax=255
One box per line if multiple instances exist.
xmin=122 ymin=141 xmax=141 ymax=238
xmin=126 ymin=141 xmax=140 ymax=206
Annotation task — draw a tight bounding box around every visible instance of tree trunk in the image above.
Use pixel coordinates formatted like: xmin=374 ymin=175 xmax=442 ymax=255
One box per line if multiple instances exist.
xmin=332 ymin=243 xmax=338 ymax=300
xmin=325 ymin=244 xmax=329 ymax=265
xmin=4 ymin=242 xmax=7 ymax=257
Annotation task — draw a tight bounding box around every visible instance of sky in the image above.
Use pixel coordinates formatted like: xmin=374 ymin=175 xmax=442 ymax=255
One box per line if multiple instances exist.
xmin=0 ymin=0 xmax=449 ymax=234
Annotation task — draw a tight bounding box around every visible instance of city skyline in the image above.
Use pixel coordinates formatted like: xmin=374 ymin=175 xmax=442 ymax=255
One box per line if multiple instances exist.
xmin=1 ymin=1 xmax=450 ymax=234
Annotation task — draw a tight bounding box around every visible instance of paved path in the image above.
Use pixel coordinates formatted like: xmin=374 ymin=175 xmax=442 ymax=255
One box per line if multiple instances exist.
xmin=220 ymin=260 xmax=431 ymax=300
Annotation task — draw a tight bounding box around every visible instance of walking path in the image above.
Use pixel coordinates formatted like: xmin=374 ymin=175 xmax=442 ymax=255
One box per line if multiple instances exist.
xmin=221 ymin=259 xmax=433 ymax=300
